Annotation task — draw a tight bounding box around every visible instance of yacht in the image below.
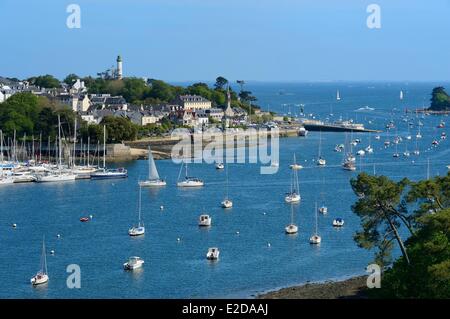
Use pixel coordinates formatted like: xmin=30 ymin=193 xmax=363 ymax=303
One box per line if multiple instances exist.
xmin=31 ymin=237 xmax=49 ymax=286
xmin=36 ymin=116 xmax=76 ymax=183
xmin=128 ymin=186 xmax=145 ymax=236
xmin=221 ymin=163 xmax=233 ymax=208
xmin=199 ymin=214 xmax=212 ymax=227
xmin=123 ymin=256 xmax=144 ymax=270
xmin=309 ymin=203 xmax=321 ymax=244
xmin=215 ymin=163 xmax=224 ymax=170
xmin=285 ymin=204 xmax=298 ymax=234
xmin=177 ymin=161 xmax=204 ymax=187
xmin=139 ymin=146 xmax=166 ymax=187
xmin=317 ymin=131 xmax=326 ymax=166
xmin=285 ymin=158 xmax=301 ymax=203
xmin=206 ymin=247 xmax=220 ymax=260
xmin=289 ymin=154 xmax=303 ymax=170
xmin=91 ymin=126 xmax=127 ymax=180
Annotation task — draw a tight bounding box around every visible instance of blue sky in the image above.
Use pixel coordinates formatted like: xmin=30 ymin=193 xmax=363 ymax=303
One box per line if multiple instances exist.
xmin=0 ymin=0 xmax=449 ymax=82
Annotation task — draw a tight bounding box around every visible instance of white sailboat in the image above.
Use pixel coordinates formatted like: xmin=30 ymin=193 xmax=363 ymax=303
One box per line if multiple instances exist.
xmin=289 ymin=153 xmax=303 ymax=170
xmin=310 ymin=203 xmax=321 ymax=244
xmin=31 ymin=237 xmax=49 ymax=286
xmin=206 ymin=247 xmax=220 ymax=260
xmin=91 ymin=126 xmax=127 ymax=179
xmin=221 ymin=163 xmax=233 ymax=208
xmin=342 ymin=133 xmax=356 ymax=171
xmin=413 ymin=137 xmax=420 ymax=155
xmin=285 ymin=158 xmax=301 ymax=203
xmin=400 ymin=90 xmax=404 ymax=100
xmin=336 ymin=90 xmax=341 ymax=101
xmin=139 ymin=146 xmax=166 ymax=187
xmin=36 ymin=115 xmax=76 ymax=183
xmin=285 ymin=203 xmax=298 ymax=234
xmin=317 ymin=131 xmax=326 ymax=166
xmin=177 ymin=161 xmax=204 ymax=187
xmin=128 ymin=186 xmax=145 ymax=236
xmin=123 ymin=256 xmax=144 ymax=270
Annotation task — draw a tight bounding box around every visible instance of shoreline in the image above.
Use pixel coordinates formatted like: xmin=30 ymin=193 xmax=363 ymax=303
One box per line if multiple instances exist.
xmin=257 ymin=275 xmax=368 ymax=299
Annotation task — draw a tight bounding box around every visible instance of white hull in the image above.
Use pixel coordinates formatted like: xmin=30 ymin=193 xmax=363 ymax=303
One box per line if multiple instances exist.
xmin=206 ymin=248 xmax=220 ymax=260
xmin=139 ymin=179 xmax=166 ymax=187
xmin=318 ymin=207 xmax=328 ymax=214
xmin=221 ymin=199 xmax=233 ymax=208
xmin=128 ymin=226 xmax=145 ymax=236
xmin=177 ymin=180 xmax=204 ymax=187
xmin=0 ymin=178 xmax=14 ymax=185
xmin=317 ymin=159 xmax=326 ymax=166
xmin=309 ymin=235 xmax=322 ymax=244
xmin=36 ymin=173 xmax=76 ymax=183
xmin=123 ymin=257 xmax=144 ymax=270
xmin=31 ymin=273 xmax=49 ymax=285
xmin=285 ymin=193 xmax=301 ymax=203
xmin=289 ymin=164 xmax=303 ymax=170
xmin=285 ymin=224 xmax=298 ymax=234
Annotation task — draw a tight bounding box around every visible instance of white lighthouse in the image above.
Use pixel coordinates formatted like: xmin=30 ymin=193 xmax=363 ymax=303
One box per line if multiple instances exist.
xmin=116 ymin=55 xmax=123 ymax=80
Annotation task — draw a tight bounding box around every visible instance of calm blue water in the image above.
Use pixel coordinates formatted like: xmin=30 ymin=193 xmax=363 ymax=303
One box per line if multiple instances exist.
xmin=0 ymin=82 xmax=449 ymax=298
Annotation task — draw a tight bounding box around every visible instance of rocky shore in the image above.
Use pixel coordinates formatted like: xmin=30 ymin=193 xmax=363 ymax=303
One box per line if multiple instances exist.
xmin=257 ymin=276 xmax=368 ymax=299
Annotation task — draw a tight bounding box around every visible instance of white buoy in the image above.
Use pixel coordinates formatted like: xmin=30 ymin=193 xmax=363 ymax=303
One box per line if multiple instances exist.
xmin=267 ymin=242 xmax=271 ymax=247
xmin=177 ymin=237 xmax=181 ymax=242
xmin=12 ymin=223 xmax=17 ymax=228
xmin=57 ymin=234 xmax=61 ymax=238
xmin=236 ymin=231 xmax=240 ymax=235
xmin=89 ymin=215 xmax=93 ymax=219
xmin=263 ymin=212 xmax=266 ymax=215
xmin=160 ymin=205 xmax=164 ymax=210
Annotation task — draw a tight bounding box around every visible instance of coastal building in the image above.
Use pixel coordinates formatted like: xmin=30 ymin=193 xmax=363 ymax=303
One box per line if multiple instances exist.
xmin=70 ymin=79 xmax=87 ymax=94
xmin=173 ymin=95 xmax=212 ymax=111
xmin=54 ymin=94 xmax=91 ymax=112
xmin=96 ymin=54 xmax=124 ymax=80
xmin=90 ymin=94 xmax=128 ymax=110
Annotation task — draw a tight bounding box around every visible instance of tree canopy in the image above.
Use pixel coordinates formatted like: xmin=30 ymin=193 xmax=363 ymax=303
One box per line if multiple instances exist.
xmin=27 ymin=74 xmax=61 ymax=88
xmin=429 ymin=87 xmax=450 ymax=111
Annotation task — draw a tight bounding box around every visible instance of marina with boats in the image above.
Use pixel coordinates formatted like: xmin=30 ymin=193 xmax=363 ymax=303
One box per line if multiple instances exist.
xmin=1 ymin=82 xmax=449 ymax=299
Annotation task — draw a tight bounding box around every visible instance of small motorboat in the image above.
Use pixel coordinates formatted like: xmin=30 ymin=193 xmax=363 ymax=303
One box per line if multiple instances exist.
xmin=432 ymin=140 xmax=439 ymax=146
xmin=123 ymin=256 xmax=144 ymax=270
xmin=333 ymin=218 xmax=345 ymax=227
xmin=374 ymin=135 xmax=381 ymax=140
xmin=80 ymin=217 xmax=90 ymax=222
xmin=199 ymin=214 xmax=212 ymax=227
xmin=206 ymin=247 xmax=220 ymax=260
xmin=318 ymin=206 xmax=328 ymax=214
xmin=317 ymin=157 xmax=326 ymax=166
xmin=215 ymin=163 xmax=225 ymax=170
xmin=357 ymin=150 xmax=365 ymax=156
xmin=289 ymin=163 xmax=303 ymax=170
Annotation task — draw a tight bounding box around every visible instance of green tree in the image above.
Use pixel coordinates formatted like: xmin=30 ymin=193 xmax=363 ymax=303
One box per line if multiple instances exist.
xmin=373 ymin=208 xmax=450 ymax=298
xmin=100 ymin=116 xmax=138 ymax=142
xmin=28 ymin=74 xmax=61 ymax=88
xmin=350 ymin=173 xmax=413 ymax=267
xmin=214 ymin=76 xmax=228 ymax=90
xmin=63 ymin=74 xmax=79 ymax=86
xmin=429 ymin=87 xmax=450 ymax=111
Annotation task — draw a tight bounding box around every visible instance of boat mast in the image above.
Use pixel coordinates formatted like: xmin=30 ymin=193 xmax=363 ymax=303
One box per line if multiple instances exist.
xmin=0 ymin=130 xmax=3 ymax=163
xmin=87 ymin=136 xmax=90 ymax=167
xmin=73 ymin=117 xmax=77 ymax=168
xmin=148 ymin=146 xmax=151 ymax=180
xmin=225 ymin=162 xmax=229 ymax=199
xmin=58 ymin=115 xmax=62 ymax=170
xmin=103 ymin=125 xmax=106 ymax=169
xmin=314 ymin=202 xmax=318 ymax=236
xmin=39 ymin=132 xmax=42 ymax=163
xmin=138 ymin=186 xmax=142 ymax=227
xmin=42 ymin=236 xmax=47 ymax=275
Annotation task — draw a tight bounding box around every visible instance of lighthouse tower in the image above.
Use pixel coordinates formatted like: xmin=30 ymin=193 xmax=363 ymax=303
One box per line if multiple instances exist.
xmin=116 ymin=55 xmax=123 ymax=80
